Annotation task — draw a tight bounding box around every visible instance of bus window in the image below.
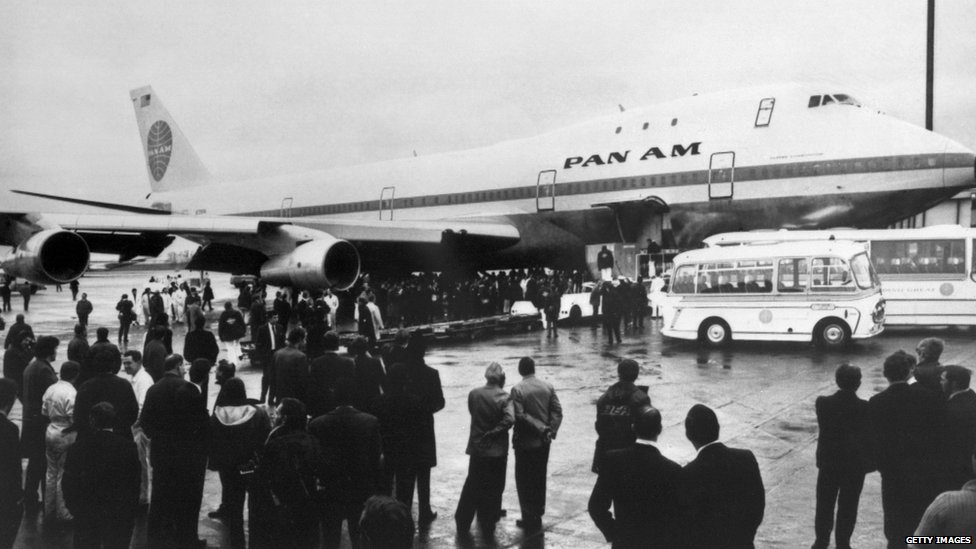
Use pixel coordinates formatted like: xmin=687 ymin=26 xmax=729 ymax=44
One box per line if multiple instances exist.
xmin=671 ymin=265 xmax=696 ymax=294
xmin=811 ymin=257 xmax=854 ymax=291
xmin=778 ymin=258 xmax=809 ymax=292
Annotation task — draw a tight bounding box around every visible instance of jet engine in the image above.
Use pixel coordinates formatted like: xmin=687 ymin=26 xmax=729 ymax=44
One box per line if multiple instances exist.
xmin=259 ymin=237 xmax=360 ymax=290
xmin=1 ymin=230 xmax=91 ymax=284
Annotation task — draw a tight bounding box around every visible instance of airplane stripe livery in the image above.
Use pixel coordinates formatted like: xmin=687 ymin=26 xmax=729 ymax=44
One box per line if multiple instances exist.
xmin=1 ymin=83 xmax=973 ymax=289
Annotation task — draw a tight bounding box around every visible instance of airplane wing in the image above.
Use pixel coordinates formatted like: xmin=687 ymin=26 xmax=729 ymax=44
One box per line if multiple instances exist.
xmin=0 ymin=206 xmax=520 ymax=289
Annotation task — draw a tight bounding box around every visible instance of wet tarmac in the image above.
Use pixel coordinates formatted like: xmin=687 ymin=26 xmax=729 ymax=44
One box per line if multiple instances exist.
xmin=7 ymin=271 xmax=976 ymax=548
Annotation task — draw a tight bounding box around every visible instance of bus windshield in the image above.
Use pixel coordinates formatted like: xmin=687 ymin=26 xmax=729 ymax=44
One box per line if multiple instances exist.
xmin=851 ymin=253 xmax=878 ymax=289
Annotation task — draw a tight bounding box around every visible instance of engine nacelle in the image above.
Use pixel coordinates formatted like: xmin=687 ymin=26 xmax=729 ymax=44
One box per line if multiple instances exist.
xmin=259 ymin=237 xmax=360 ymax=290
xmin=1 ymin=230 xmax=90 ymax=284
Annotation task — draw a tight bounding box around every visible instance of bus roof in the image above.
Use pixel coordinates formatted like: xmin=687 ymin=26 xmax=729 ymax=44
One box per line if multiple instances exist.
xmin=704 ymin=225 xmax=970 ymax=247
xmin=674 ymin=241 xmax=868 ymax=264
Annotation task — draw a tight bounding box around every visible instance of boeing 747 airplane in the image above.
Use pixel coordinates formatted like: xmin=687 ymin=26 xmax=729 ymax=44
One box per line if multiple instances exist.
xmin=2 ymin=84 xmax=973 ymax=289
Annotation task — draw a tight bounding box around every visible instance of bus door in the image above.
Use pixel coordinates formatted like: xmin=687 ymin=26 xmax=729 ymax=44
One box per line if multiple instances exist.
xmin=537 ymin=170 xmax=556 ymax=211
xmin=708 ymin=152 xmax=735 ymax=199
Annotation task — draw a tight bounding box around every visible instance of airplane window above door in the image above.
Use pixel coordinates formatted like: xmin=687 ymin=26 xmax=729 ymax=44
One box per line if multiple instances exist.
xmin=755 ymin=98 xmax=775 ymax=127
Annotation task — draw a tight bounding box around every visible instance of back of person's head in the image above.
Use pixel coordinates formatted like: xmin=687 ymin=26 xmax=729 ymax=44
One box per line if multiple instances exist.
xmin=485 ymin=362 xmax=504 ymax=385
xmin=224 ymin=301 xmax=233 ymax=310
xmin=216 ymin=359 xmax=236 ymax=379
xmin=917 ymin=337 xmax=945 ymax=361
xmin=334 ymin=377 xmax=356 ymax=407
xmin=0 ymin=378 xmax=18 ymax=411
xmin=96 ymin=327 xmax=110 ymax=341
xmin=835 ymin=363 xmax=862 ymax=391
xmin=633 ymin=405 xmax=663 ymax=440
xmin=73 ymin=324 xmax=86 ymax=337
xmin=359 ymin=495 xmax=415 ymax=549
xmin=219 ymin=377 xmax=248 ymax=406
xmin=324 ymin=331 xmax=340 ymax=351
xmin=277 ymin=397 xmax=307 ymax=430
xmin=60 ymin=361 xmax=81 ymax=382
xmin=406 ymin=332 xmax=427 ymax=361
xmin=357 ymin=296 xmax=367 ymax=305
xmin=34 ymin=336 xmax=59 ymax=359
xmin=943 ymin=365 xmax=972 ymax=390
xmin=883 ymin=350 xmax=916 ymax=382
xmin=685 ymin=404 xmax=720 ymax=447
xmin=349 ymin=336 xmax=369 ymax=356
xmin=394 ymin=329 xmax=410 ymax=346
xmin=90 ymin=346 xmax=122 ymax=374
xmin=187 ymin=306 xmax=206 ymax=331
xmin=124 ymin=350 xmax=142 ymax=363
xmin=89 ymin=401 xmax=117 ymax=430
xmin=189 ymin=359 xmax=212 ymax=384
xmin=288 ymin=327 xmax=306 ymax=345
xmin=617 ymin=359 xmax=639 ymax=383
xmin=518 ymin=356 xmax=535 ymax=376
xmin=15 ymin=314 xmax=24 ymax=323
xmin=163 ymin=354 xmax=185 ymax=373
xmin=150 ymin=325 xmax=168 ymax=342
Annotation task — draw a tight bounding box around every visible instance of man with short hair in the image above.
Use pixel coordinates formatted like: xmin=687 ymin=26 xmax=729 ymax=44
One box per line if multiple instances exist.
xmin=593 ymin=358 xmax=651 ymax=473
xmin=323 ymin=288 xmax=339 ymax=331
xmin=589 ymin=406 xmax=682 ymax=548
xmin=869 ymin=350 xmax=946 ymax=549
xmin=309 ymin=378 xmax=383 ymax=549
xmin=74 ymin=344 xmax=138 ymax=439
xmin=941 ymin=365 xmax=976 ymax=490
xmin=349 ymin=335 xmax=385 ymax=413
xmin=143 ymin=326 xmax=169 ymax=382
xmin=21 ymin=335 xmax=60 ymax=513
xmin=81 ymin=327 xmax=122 ymax=385
xmin=67 ymin=324 xmax=89 ymax=364
xmin=455 ymin=362 xmax=514 ymax=536
xmin=63 ymin=402 xmax=141 ymax=549
xmin=360 ymin=495 xmax=414 ymax=549
xmin=274 ymin=327 xmax=309 ymax=406
xmin=4 ymin=313 xmax=34 ymax=351
xmin=75 ymin=293 xmax=93 ymax=327
xmin=812 ymin=363 xmax=873 ymax=549
xmin=3 ymin=336 xmax=33 ymax=404
xmin=41 ymin=360 xmax=80 ymax=523
xmin=0 ymin=378 xmax=22 ymax=549
xmin=218 ymin=301 xmax=246 ymax=363
xmin=682 ymin=404 xmax=765 ymax=548
xmin=510 ymin=356 xmax=562 ymax=530
xmin=255 ymin=310 xmax=286 ymax=404
xmin=915 ymin=337 xmax=945 ymax=396
xmin=308 ymin=331 xmax=355 ymax=418
xmin=141 ymin=354 xmax=209 ymax=549
xmin=123 ymin=350 xmax=153 ymax=508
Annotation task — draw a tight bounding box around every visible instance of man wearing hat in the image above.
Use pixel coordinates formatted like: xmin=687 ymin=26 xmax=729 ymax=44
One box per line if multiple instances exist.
xmin=455 ymin=362 xmax=514 ymax=537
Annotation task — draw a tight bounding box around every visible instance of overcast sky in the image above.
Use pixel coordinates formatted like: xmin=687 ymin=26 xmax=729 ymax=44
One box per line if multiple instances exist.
xmin=2 ymin=0 xmax=974 ymax=208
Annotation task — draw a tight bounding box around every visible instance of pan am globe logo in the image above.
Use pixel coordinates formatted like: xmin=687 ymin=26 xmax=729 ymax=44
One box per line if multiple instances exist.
xmin=147 ymin=120 xmax=173 ymax=182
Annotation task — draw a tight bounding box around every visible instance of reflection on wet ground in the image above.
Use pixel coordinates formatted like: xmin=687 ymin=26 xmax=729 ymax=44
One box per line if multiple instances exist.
xmin=9 ymin=272 xmax=976 ymax=548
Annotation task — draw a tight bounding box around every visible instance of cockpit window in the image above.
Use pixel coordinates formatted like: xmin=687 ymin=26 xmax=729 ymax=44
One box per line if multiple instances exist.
xmin=808 ymin=93 xmax=861 ymax=108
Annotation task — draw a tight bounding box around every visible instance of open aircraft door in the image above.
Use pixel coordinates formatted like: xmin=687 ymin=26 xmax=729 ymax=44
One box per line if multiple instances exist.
xmin=708 ymin=152 xmax=735 ymax=199
xmin=536 ymin=170 xmax=556 ymax=211
xmin=379 ymin=186 xmax=395 ymax=220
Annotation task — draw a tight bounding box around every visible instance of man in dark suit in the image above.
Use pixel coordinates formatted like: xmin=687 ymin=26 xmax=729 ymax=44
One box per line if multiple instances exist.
xmin=682 ymin=404 xmax=765 ymax=549
xmin=274 ymin=327 xmax=309 ymax=406
xmin=350 ymin=336 xmax=385 ymax=413
xmin=0 ymin=379 xmax=23 ymax=549
xmin=454 ymin=362 xmax=514 ymax=537
xmin=592 ymin=359 xmax=651 ymax=474
xmin=511 ymin=356 xmax=562 ymax=531
xmin=140 ymin=354 xmax=209 ymax=549
xmin=73 ymin=346 xmax=139 ymax=438
xmin=63 ymin=402 xmax=141 ymax=549
xmin=21 ymin=335 xmax=59 ymax=513
xmin=941 ymin=365 xmax=976 ymax=490
xmin=143 ymin=326 xmax=169 ymax=382
xmin=308 ymin=332 xmax=356 ymax=418
xmin=403 ymin=333 xmax=445 ymax=525
xmin=868 ymin=350 xmax=945 ymax=549
xmin=812 ymin=363 xmax=874 ymax=549
xmin=254 ymin=310 xmax=286 ymax=404
xmin=3 ymin=314 xmax=33 ymax=351
xmin=589 ymin=406 xmax=682 ymax=548
xmin=308 ymin=378 xmax=383 ymax=549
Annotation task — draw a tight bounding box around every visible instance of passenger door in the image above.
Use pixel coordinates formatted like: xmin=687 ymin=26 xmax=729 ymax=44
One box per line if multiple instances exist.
xmin=708 ymin=152 xmax=735 ymax=199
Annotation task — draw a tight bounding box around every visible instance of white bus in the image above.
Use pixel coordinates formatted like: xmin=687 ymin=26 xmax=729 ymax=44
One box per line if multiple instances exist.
xmin=704 ymin=225 xmax=976 ymax=326
xmin=662 ymin=241 xmax=885 ymax=347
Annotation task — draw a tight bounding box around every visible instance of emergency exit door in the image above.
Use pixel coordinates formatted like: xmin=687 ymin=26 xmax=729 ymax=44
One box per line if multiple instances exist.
xmin=708 ymin=152 xmax=735 ymax=199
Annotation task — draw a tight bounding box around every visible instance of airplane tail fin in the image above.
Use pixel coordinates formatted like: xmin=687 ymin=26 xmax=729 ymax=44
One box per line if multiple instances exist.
xmin=129 ymin=85 xmax=212 ymax=192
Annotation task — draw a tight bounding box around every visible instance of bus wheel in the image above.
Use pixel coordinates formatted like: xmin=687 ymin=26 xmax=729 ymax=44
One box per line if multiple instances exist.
xmin=699 ymin=318 xmax=731 ymax=347
xmin=816 ymin=319 xmax=850 ymax=349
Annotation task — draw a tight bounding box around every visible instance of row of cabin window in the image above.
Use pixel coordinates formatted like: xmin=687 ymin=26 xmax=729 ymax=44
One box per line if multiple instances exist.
xmin=672 ymin=258 xmax=855 ymax=295
xmin=870 ymin=240 xmax=967 ymax=275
